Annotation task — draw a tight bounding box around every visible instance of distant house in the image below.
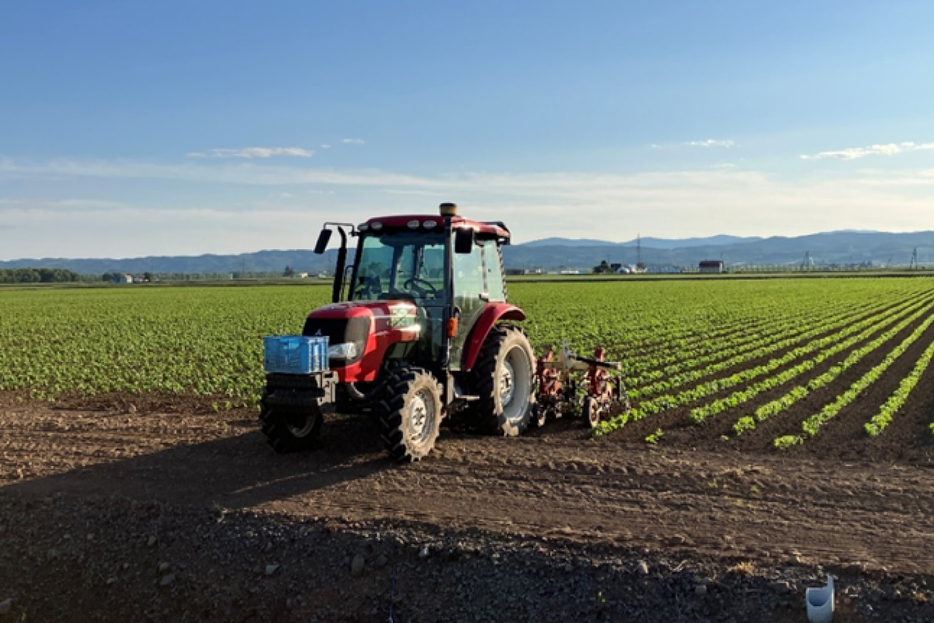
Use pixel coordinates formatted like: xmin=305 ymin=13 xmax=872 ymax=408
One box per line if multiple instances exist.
xmin=110 ymin=274 xmax=133 ymax=284
xmin=699 ymin=260 xmax=725 ymax=274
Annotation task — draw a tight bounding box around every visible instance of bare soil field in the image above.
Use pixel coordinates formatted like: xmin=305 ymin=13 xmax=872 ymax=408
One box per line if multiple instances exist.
xmin=1 ymin=391 xmax=934 ymax=622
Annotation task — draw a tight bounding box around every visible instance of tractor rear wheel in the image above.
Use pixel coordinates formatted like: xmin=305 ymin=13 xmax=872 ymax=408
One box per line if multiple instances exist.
xmin=379 ymin=366 xmax=443 ymax=462
xmin=259 ymin=393 xmax=323 ymax=453
xmin=473 ymin=324 xmax=535 ymax=436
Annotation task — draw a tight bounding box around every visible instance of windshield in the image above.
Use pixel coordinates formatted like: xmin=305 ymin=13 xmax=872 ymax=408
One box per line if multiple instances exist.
xmin=351 ymin=231 xmax=446 ymax=305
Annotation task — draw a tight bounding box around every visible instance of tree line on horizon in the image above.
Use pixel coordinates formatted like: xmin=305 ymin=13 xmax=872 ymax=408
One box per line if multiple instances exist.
xmin=0 ymin=268 xmax=83 ymax=283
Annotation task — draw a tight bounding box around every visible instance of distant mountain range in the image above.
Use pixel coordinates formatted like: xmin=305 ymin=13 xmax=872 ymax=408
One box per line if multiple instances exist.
xmin=525 ymin=234 xmax=764 ymax=250
xmin=2 ymin=230 xmax=933 ymax=275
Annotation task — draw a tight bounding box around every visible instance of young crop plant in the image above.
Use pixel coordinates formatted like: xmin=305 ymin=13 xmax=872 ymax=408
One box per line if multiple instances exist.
xmin=773 ymin=435 xmax=803 ymax=450
xmin=645 ymin=428 xmax=664 ymax=444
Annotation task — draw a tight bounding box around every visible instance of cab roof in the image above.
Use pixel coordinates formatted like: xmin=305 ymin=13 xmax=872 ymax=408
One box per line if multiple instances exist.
xmin=361 ymin=215 xmax=511 ymax=242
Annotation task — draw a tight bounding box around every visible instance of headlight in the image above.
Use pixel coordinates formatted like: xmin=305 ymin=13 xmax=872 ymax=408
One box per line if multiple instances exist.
xmin=328 ymin=342 xmax=360 ymax=360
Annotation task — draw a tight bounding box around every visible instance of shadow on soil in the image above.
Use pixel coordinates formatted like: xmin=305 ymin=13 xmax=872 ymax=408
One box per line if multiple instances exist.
xmin=0 ymin=414 xmax=395 ymax=510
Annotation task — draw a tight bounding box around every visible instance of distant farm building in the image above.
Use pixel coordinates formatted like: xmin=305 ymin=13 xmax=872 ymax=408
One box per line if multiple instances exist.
xmin=699 ymin=260 xmax=725 ymax=274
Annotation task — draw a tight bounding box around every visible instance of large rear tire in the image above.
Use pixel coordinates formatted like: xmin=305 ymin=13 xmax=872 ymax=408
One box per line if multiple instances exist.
xmin=473 ymin=324 xmax=535 ymax=436
xmin=259 ymin=391 xmax=323 ymax=453
xmin=379 ymin=366 xmax=443 ymax=462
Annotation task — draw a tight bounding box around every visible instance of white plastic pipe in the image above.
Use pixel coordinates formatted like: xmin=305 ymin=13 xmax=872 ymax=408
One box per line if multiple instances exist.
xmin=806 ymin=574 xmax=834 ymax=623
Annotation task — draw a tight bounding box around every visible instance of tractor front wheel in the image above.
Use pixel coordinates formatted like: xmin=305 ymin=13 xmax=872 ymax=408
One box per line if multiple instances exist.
xmin=259 ymin=394 xmax=323 ymax=453
xmin=474 ymin=324 xmax=535 ymax=436
xmin=379 ymin=366 xmax=443 ymax=462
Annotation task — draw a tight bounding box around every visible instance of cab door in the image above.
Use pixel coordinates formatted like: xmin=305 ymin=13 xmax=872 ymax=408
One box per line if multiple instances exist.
xmin=449 ymin=240 xmax=489 ymax=371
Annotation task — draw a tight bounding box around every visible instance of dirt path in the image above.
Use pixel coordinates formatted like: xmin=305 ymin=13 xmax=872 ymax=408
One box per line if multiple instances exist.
xmin=3 ymin=396 xmax=933 ymax=578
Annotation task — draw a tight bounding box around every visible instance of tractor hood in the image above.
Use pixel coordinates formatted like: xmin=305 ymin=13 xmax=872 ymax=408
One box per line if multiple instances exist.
xmin=307 ymin=300 xmax=419 ymax=329
xmin=302 ymin=300 xmax=421 ymax=382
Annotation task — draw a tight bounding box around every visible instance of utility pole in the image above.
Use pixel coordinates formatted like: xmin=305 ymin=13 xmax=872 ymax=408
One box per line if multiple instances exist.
xmin=636 ymin=233 xmax=645 ymax=272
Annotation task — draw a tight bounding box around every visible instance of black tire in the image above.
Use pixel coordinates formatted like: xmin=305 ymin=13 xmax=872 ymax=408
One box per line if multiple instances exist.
xmin=379 ymin=366 xmax=443 ymax=462
xmin=259 ymin=392 xmax=323 ymax=453
xmin=473 ymin=324 xmax=535 ymax=436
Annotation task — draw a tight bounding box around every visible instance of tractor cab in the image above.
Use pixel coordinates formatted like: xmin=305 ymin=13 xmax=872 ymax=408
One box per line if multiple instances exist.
xmin=311 ymin=205 xmax=513 ymax=376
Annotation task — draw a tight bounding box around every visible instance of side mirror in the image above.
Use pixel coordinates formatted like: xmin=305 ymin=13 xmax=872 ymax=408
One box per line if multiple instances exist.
xmin=313 ymin=229 xmax=332 ymax=254
xmin=454 ymin=227 xmax=474 ymax=254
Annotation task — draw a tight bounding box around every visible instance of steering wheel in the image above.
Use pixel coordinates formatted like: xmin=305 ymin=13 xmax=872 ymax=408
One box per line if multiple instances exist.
xmin=403 ymin=277 xmax=438 ymax=297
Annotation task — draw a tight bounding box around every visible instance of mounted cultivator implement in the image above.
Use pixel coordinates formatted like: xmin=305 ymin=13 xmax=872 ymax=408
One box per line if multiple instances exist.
xmin=260 ymin=202 xmax=630 ymax=462
xmin=533 ymin=344 xmax=630 ymax=428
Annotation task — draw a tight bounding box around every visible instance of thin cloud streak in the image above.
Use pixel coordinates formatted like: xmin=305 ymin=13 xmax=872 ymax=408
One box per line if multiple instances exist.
xmin=187 ymin=147 xmax=314 ymax=159
xmin=686 ymin=139 xmax=735 ymax=148
xmin=801 ymin=141 xmax=934 ymax=160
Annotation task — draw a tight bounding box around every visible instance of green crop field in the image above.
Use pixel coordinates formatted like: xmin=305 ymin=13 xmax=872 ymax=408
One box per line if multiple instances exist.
xmin=3 ymin=276 xmax=934 ymax=448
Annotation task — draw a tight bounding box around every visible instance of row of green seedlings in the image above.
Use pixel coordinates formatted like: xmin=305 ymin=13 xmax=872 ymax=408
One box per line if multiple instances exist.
xmin=687 ymin=294 xmax=934 ymax=425
xmin=628 ymin=292 xmax=912 ymax=401
xmin=624 ymin=299 xmax=830 ymax=363
xmin=623 ymin=282 xmax=932 ymax=364
xmin=634 ymin=291 xmax=922 ymax=412
xmin=865 ymin=336 xmax=934 ymax=436
xmin=733 ymin=296 xmax=934 ymax=436
xmin=611 ymin=293 xmax=798 ymax=355
xmin=624 ymin=294 xmax=885 ymax=391
xmin=593 ymin=291 xmax=933 ymax=437
xmin=773 ymin=308 xmax=934 ymax=448
xmin=623 ymin=286 xmax=921 ymax=380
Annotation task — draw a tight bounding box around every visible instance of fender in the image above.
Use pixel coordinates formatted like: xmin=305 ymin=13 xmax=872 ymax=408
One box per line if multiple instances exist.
xmin=462 ymin=303 xmax=526 ymax=371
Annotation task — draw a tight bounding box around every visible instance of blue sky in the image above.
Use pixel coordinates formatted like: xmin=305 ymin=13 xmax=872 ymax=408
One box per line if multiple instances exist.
xmin=2 ymin=0 xmax=933 ymax=260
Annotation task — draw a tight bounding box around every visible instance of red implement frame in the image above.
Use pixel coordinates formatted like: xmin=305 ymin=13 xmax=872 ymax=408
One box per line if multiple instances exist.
xmin=532 ymin=345 xmax=629 ymax=428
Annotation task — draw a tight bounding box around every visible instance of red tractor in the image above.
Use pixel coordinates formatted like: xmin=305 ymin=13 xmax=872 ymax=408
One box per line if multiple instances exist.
xmin=260 ymin=203 xmax=537 ymax=461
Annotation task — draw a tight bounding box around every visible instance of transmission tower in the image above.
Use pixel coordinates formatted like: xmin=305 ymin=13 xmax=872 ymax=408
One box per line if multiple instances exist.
xmin=801 ymin=251 xmax=812 ymax=270
xmin=910 ymin=247 xmax=919 ymax=270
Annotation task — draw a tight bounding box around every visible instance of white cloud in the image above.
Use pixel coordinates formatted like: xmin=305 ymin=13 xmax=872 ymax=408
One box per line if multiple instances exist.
xmin=801 ymin=141 xmax=934 ymax=160
xmin=198 ymin=147 xmax=314 ymax=159
xmin=320 ymin=144 xmax=331 ymax=149
xmin=687 ymin=139 xmax=735 ymax=148
xmin=340 ymin=138 xmax=365 ymax=145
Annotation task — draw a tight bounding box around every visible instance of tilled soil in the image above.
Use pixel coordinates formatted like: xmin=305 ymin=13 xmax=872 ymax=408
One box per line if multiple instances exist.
xmin=1 ymin=392 xmax=934 ymax=622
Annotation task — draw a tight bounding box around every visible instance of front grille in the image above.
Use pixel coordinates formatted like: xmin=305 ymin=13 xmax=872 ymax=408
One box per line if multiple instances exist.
xmin=302 ymin=316 xmax=369 ymax=364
